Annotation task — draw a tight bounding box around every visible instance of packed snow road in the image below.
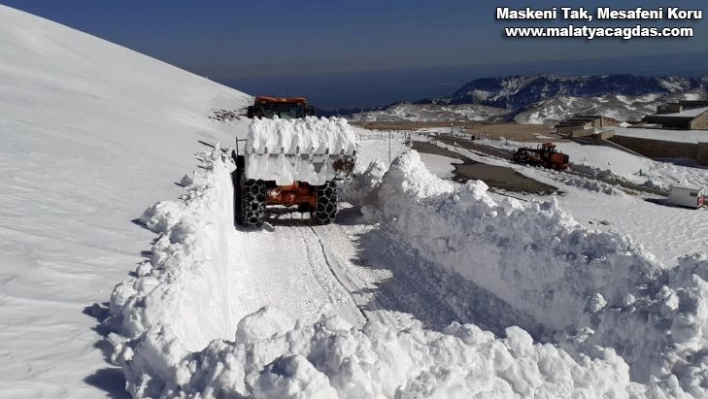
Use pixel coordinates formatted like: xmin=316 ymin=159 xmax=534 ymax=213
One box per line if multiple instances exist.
xmin=232 ymin=208 xmax=513 ymax=334
xmin=231 ymin=214 xmax=370 ymax=328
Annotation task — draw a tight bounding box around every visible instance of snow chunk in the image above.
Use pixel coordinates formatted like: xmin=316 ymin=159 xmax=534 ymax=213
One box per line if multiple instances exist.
xmin=252 ymin=355 xmax=339 ymax=399
xmin=235 ymin=306 xmax=296 ymax=345
xmin=139 ymin=201 xmax=185 ymax=234
xmin=339 ymin=159 xmax=387 ymax=206
xmin=245 ymin=116 xmax=357 ymax=185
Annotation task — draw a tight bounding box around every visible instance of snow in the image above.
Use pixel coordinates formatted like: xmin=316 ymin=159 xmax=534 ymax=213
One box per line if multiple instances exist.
xmin=171 ymin=318 xmax=644 ymax=399
xmin=476 ymin=137 xmax=708 ymax=191
xmin=684 ymin=93 xmax=703 ymax=101
xmin=363 ymin=151 xmax=658 ymax=332
xmin=434 ymin=136 xmax=708 ymax=269
xmin=339 ymin=160 xmax=387 ymax=206
xmin=362 ymin=151 xmax=708 ymax=395
xmin=7 ymin=2 xmax=708 ymax=398
xmin=105 ymin=146 xmax=708 ymax=398
xmin=0 ymin=4 xmax=250 ymax=398
xmin=553 ymin=188 xmax=708 ymax=265
xmin=350 ymin=128 xmax=410 ymax=172
xmin=245 ymin=117 xmax=357 ymax=185
xmin=614 ymin=127 xmax=708 ymax=144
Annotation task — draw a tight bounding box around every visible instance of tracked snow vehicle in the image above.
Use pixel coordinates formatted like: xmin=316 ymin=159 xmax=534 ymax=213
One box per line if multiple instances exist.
xmin=232 ymin=96 xmax=356 ymax=228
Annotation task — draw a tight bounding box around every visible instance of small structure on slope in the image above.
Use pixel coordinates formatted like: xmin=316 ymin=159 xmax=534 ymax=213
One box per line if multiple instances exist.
xmin=667 ymin=185 xmax=705 ymax=209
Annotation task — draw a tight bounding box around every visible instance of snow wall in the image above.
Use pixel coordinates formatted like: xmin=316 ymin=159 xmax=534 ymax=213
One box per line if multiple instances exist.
xmin=106 ymin=147 xmax=708 ymax=398
xmin=107 ymin=146 xmax=241 ymax=396
xmin=359 ymin=150 xmax=708 ymax=396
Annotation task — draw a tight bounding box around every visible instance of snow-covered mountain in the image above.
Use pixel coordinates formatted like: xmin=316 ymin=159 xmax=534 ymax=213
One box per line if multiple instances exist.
xmin=351 ymin=75 xmax=708 ymax=124
xmin=0 ymin=5 xmax=250 ymax=398
xmin=425 ymin=74 xmax=708 ymax=108
xmin=513 ymin=90 xmax=706 ymax=124
xmin=347 ymin=102 xmax=508 ymax=123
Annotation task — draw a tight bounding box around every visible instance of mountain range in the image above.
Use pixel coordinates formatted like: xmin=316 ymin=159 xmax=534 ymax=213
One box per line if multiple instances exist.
xmin=344 ymin=74 xmax=708 ymax=125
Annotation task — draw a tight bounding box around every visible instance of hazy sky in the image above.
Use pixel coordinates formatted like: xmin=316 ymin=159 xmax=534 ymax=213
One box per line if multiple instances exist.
xmin=2 ymin=0 xmax=706 ymax=79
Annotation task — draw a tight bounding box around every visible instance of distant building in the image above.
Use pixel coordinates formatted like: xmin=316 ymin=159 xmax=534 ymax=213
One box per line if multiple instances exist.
xmin=554 ymin=115 xmax=618 ymax=137
xmin=639 ymin=100 xmax=708 ymax=130
xmin=552 ymin=102 xmax=708 ymax=165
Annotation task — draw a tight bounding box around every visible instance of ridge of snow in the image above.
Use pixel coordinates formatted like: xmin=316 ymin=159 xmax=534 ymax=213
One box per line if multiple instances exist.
xmin=107 ymin=148 xmax=240 ymax=397
xmin=359 ymin=151 xmax=708 ymax=395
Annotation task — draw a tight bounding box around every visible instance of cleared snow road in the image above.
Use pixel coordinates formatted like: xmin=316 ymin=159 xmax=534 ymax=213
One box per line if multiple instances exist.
xmin=231 ymin=211 xmax=368 ymax=328
xmin=230 ymin=206 xmax=525 ymax=335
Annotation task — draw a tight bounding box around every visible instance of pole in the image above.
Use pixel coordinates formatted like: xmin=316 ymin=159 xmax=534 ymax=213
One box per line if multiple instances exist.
xmin=388 ymin=131 xmax=392 ymax=164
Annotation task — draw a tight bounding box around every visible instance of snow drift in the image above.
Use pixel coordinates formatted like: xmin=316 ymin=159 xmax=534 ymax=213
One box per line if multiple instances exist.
xmin=245 ymin=117 xmax=357 ymax=185
xmin=359 ymin=150 xmax=708 ymax=395
xmin=360 ymin=151 xmax=662 ymax=331
xmin=108 ymin=146 xmax=708 ymax=398
xmin=107 ymin=147 xmax=240 ymax=397
xmin=171 ymin=314 xmax=642 ymax=399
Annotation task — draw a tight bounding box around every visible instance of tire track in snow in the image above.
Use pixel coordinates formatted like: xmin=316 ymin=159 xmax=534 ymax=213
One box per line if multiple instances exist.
xmin=293 ymin=223 xmax=363 ymax=325
xmin=233 ymin=209 xmax=370 ymax=328
xmin=308 ymin=226 xmax=370 ymax=324
xmin=311 ymin=221 xmax=538 ymax=335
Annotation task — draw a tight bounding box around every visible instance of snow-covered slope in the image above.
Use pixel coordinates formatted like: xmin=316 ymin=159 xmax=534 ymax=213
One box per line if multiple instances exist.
xmin=0 ymin=5 xmax=250 ymax=398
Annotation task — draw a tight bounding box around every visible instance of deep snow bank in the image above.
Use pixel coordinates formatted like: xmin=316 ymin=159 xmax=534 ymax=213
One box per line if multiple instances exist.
xmin=362 ymin=151 xmax=662 ymax=331
xmin=107 ymin=146 xmax=239 ymax=397
xmin=245 ymin=117 xmax=357 ymax=185
xmin=106 ymin=146 xmax=656 ymax=398
xmin=108 ymin=145 xmax=708 ymax=398
xmin=359 ymin=150 xmax=708 ymax=395
xmin=173 ymin=313 xmax=643 ymax=398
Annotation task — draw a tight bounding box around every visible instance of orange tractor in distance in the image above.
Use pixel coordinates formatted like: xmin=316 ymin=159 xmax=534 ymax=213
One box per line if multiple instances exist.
xmin=232 ymin=96 xmax=356 ymax=228
xmin=512 ymin=142 xmax=570 ymax=170
xmin=246 ymin=96 xmax=314 ymax=119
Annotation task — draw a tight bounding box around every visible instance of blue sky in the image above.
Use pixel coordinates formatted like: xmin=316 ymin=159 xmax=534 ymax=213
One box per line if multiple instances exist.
xmin=2 ymin=0 xmax=706 ymax=78
xmin=2 ymin=1 xmax=706 ymax=107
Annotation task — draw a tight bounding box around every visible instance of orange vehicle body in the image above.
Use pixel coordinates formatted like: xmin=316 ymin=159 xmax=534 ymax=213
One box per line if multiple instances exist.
xmin=512 ymin=142 xmax=569 ymax=170
xmin=267 ymin=182 xmax=318 ymax=209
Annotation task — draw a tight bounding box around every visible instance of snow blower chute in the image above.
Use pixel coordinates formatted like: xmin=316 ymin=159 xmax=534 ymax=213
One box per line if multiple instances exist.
xmin=231 ymin=96 xmax=357 ymax=228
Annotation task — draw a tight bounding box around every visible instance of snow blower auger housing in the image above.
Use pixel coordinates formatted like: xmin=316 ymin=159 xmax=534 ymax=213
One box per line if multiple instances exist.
xmin=232 ymin=96 xmax=357 ymax=228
